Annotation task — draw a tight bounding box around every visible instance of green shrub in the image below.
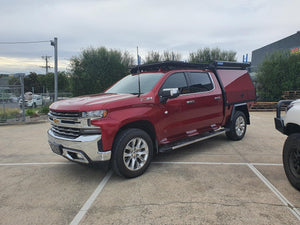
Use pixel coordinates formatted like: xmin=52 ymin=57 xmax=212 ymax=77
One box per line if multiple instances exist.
xmin=0 ymin=108 xmax=20 ymax=121
xmin=256 ymin=51 xmax=300 ymax=101
xmin=38 ymin=105 xmax=49 ymax=114
xmin=26 ymin=108 xmax=36 ymax=117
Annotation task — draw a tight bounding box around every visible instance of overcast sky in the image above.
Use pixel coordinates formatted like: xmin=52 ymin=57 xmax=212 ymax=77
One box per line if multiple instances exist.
xmin=0 ymin=0 xmax=299 ymax=74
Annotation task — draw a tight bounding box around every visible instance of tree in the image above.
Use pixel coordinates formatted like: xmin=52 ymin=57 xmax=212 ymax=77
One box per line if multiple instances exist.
xmin=24 ymin=72 xmax=41 ymax=93
xmin=162 ymin=51 xmax=182 ymax=61
xmin=8 ymin=76 xmax=20 ymax=86
xmin=70 ymin=47 xmax=134 ymax=96
xmin=144 ymin=51 xmax=182 ymax=63
xmin=38 ymin=72 xmax=71 ymax=93
xmin=188 ymin=47 xmax=237 ymax=63
xmin=256 ymin=51 xmax=300 ymax=101
xmin=9 ymin=72 xmax=71 ymax=94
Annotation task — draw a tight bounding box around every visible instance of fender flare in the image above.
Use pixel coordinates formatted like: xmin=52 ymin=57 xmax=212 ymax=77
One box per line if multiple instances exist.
xmin=230 ymin=103 xmax=250 ymax=125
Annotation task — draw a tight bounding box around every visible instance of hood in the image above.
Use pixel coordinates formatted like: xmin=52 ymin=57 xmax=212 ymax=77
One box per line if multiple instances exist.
xmin=50 ymin=93 xmax=135 ymax=112
xmin=292 ymin=99 xmax=300 ymax=105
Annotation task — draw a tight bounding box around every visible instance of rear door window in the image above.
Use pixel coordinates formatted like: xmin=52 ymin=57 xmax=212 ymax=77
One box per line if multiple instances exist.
xmin=188 ymin=72 xmax=214 ymax=93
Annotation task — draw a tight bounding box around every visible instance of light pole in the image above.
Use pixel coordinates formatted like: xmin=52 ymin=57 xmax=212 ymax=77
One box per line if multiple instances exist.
xmin=51 ymin=37 xmax=58 ymax=101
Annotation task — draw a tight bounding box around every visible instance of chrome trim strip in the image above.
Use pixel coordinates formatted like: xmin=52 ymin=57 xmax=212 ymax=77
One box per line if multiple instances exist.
xmin=48 ymin=114 xmax=99 ymax=129
xmin=48 ymin=129 xmax=99 ymax=142
xmin=48 ymin=116 xmax=91 ymax=128
xmin=49 ymin=111 xmax=81 ymax=117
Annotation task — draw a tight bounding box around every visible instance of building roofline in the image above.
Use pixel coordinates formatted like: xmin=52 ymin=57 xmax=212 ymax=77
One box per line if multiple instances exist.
xmin=253 ymin=31 xmax=300 ymax=53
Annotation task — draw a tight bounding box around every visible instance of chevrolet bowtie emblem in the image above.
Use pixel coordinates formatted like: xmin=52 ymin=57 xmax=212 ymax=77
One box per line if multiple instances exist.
xmin=53 ymin=118 xmax=60 ymax=124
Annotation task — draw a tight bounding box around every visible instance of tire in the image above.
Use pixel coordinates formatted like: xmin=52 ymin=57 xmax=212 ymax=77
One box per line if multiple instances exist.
xmin=283 ymin=133 xmax=300 ymax=191
xmin=112 ymin=128 xmax=153 ymax=178
xmin=226 ymin=111 xmax=247 ymax=141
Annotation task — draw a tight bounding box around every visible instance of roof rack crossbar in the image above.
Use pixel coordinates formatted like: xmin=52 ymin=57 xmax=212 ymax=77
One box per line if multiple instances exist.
xmin=130 ymin=61 xmax=251 ymax=74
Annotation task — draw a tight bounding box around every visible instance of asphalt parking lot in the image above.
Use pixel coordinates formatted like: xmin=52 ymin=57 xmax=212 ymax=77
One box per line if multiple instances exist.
xmin=0 ymin=112 xmax=300 ymax=225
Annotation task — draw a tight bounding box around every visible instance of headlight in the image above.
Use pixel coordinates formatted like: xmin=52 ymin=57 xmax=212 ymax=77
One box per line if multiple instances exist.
xmin=82 ymin=110 xmax=108 ymax=118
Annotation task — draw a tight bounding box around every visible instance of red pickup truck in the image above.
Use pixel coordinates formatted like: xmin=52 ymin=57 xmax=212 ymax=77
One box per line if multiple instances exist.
xmin=48 ymin=61 xmax=256 ymax=178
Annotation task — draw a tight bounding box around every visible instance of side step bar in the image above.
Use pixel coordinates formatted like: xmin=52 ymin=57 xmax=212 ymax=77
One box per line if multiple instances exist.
xmin=159 ymin=128 xmax=228 ymax=153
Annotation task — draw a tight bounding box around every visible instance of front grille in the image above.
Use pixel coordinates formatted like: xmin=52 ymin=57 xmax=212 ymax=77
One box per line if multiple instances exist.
xmin=50 ymin=110 xmax=82 ymax=118
xmin=49 ymin=110 xmax=100 ymax=138
xmin=51 ymin=125 xmax=81 ymax=139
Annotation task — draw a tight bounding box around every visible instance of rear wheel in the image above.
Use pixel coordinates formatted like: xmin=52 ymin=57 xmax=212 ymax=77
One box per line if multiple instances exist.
xmin=283 ymin=133 xmax=300 ymax=191
xmin=226 ymin=111 xmax=247 ymax=141
xmin=112 ymin=128 xmax=153 ymax=178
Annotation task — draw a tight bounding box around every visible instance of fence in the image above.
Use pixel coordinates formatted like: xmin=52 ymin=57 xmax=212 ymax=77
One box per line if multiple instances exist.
xmin=282 ymin=90 xmax=300 ymax=100
xmin=0 ymin=85 xmax=24 ymax=122
xmin=0 ymin=86 xmax=72 ymax=123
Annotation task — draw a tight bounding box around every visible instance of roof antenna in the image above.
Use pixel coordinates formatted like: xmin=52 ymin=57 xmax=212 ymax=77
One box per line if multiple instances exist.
xmin=137 ymin=46 xmax=141 ymax=97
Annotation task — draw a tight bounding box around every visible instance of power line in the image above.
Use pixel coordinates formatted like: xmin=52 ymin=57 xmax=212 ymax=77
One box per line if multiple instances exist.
xmin=0 ymin=40 xmax=50 ymax=45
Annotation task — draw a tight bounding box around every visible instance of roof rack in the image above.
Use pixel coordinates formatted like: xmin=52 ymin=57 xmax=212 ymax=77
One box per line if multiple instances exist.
xmin=210 ymin=61 xmax=251 ymax=70
xmin=130 ymin=61 xmax=251 ymax=74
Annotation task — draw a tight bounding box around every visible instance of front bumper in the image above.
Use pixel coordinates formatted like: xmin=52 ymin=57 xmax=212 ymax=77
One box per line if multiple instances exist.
xmin=48 ymin=129 xmax=111 ymax=163
xmin=274 ymin=100 xmax=293 ymax=135
xmin=274 ymin=117 xmax=285 ymax=134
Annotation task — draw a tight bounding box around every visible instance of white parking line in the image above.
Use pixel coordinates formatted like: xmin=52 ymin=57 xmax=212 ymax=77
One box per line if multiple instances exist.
xmin=152 ymin=161 xmax=282 ymax=166
xmin=251 ymin=163 xmax=283 ymax=166
xmin=0 ymin=161 xmax=283 ymax=167
xmin=154 ymin=161 xmax=300 ymax=222
xmin=69 ymin=170 xmax=113 ymax=225
xmin=1 ymin=161 xmax=297 ymax=223
xmin=0 ymin=161 xmax=113 ymax=224
xmin=0 ymin=162 xmax=72 ymax=166
xmin=248 ymin=164 xmax=300 ymax=221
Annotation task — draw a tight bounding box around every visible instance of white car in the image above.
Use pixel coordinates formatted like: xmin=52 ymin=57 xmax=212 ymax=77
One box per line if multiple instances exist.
xmin=19 ymin=94 xmax=43 ymax=108
xmin=275 ymin=99 xmax=300 ymax=191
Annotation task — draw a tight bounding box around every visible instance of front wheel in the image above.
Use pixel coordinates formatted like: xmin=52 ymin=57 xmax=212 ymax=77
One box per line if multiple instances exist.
xmin=112 ymin=128 xmax=153 ymax=178
xmin=283 ymin=133 xmax=300 ymax=191
xmin=226 ymin=111 xmax=247 ymax=141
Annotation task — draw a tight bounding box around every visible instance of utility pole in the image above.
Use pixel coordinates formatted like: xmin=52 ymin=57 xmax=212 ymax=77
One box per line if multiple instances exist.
xmin=41 ymin=55 xmax=52 ymax=74
xmin=51 ymin=37 xmax=58 ymax=101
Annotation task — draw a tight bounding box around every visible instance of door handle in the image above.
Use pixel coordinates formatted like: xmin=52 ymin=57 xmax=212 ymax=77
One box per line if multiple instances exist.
xmin=214 ymin=96 xmax=221 ymax=100
xmin=186 ymin=100 xmax=195 ymax=104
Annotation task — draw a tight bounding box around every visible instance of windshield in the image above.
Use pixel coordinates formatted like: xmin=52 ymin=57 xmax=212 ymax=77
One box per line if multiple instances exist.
xmin=105 ymin=72 xmax=164 ymax=94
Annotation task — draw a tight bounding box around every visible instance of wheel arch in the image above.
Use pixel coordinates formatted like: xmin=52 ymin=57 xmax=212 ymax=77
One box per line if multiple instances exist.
xmin=230 ymin=103 xmax=250 ymax=125
xmin=285 ymin=123 xmax=300 ymax=135
xmin=114 ymin=120 xmax=157 ymax=153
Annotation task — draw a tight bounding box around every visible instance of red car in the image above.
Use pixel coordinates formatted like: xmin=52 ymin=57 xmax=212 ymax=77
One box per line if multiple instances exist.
xmin=48 ymin=61 xmax=256 ymax=178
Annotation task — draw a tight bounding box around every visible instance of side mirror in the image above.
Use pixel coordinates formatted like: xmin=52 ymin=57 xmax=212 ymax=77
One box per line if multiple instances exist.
xmin=160 ymin=88 xmax=180 ymax=103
